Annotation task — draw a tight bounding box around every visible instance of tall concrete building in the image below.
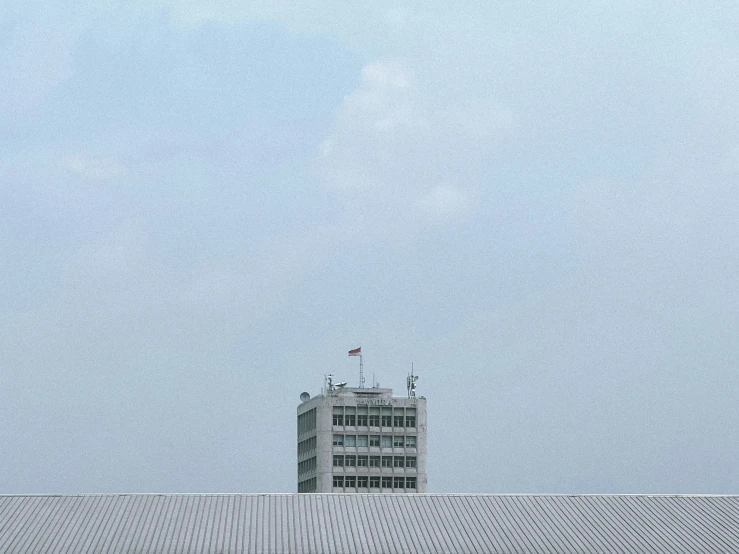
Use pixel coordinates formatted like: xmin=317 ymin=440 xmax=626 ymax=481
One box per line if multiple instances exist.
xmin=297 ymin=381 xmax=427 ymax=493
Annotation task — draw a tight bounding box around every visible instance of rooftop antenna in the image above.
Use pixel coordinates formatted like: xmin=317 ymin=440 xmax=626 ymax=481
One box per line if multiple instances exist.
xmin=348 ymin=346 xmax=364 ymax=388
xmin=407 ymin=364 xmax=419 ymax=398
xmin=325 ymin=374 xmax=334 ymax=393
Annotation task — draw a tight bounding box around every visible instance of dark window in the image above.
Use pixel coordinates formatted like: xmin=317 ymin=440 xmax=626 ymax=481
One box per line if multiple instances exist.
xmin=406 ymin=477 xmax=416 ymax=489
xmin=345 ymin=415 xmax=356 ymax=426
xmin=333 ymin=476 xmax=344 ymax=488
xmin=381 ymin=477 xmax=392 ymax=488
xmin=393 ymin=436 xmax=404 ymax=448
xmin=357 ymin=476 xmax=368 ymax=488
xmin=405 ymin=436 xmax=416 ymax=448
xmin=357 ymin=455 xmax=368 ymax=467
xmin=381 ymin=456 xmax=392 ymax=468
xmin=333 ymin=455 xmax=344 ymax=467
xmin=381 ymin=415 xmax=392 ymax=426
xmin=394 ymin=477 xmax=405 ymax=489
xmin=405 ymin=416 xmax=416 ymax=427
xmin=298 ymin=436 xmax=317 ymax=455
xmin=333 ymin=414 xmax=343 ymax=426
xmin=369 ymin=476 xmax=380 ymax=488
xmin=393 ymin=415 xmax=404 ymax=427
xmin=345 ymin=476 xmax=356 ymax=488
xmin=333 ymin=435 xmax=344 ymax=446
xmin=394 ymin=456 xmax=404 ymax=468
xmin=369 ymin=456 xmax=380 ymax=467
xmin=369 ymin=435 xmax=380 ymax=447
xmin=357 ymin=414 xmax=368 ymax=426
xmin=369 ymin=415 xmax=380 ymax=426
xmin=406 ymin=456 xmax=416 ymax=468
xmin=345 ymin=455 xmax=357 ymax=467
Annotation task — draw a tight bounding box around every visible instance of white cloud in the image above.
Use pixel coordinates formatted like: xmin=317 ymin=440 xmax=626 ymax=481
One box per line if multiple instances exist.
xmin=65 ymin=156 xmax=126 ymax=181
xmin=417 ymin=184 xmax=473 ymax=223
xmin=317 ymin=60 xmax=515 ymax=230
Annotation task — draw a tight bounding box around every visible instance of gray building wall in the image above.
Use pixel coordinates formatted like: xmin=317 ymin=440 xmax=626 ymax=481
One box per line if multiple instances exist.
xmin=297 ymin=387 xmax=427 ymax=493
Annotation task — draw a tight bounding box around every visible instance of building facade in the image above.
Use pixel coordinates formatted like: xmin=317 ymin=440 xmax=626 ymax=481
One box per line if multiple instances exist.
xmin=297 ymin=385 xmax=427 ymax=493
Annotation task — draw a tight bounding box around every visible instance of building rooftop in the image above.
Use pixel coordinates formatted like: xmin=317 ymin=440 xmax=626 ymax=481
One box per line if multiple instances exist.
xmin=1 ymin=493 xmax=738 ymax=553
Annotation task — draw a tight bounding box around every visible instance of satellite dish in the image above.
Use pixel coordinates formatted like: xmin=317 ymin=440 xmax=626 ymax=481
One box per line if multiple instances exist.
xmin=335 ymin=382 xmax=347 ymax=388
xmin=300 ymin=392 xmax=310 ymax=402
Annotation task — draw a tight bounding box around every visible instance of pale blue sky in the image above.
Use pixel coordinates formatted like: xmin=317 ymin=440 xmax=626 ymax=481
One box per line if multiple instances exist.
xmin=1 ymin=0 xmax=738 ymax=493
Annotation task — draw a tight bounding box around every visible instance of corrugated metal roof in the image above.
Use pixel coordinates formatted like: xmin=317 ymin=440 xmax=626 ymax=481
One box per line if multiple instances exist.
xmin=0 ymin=494 xmax=737 ymax=553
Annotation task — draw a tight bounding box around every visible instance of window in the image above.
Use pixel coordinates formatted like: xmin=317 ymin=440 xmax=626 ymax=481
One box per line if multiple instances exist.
xmin=345 ymin=476 xmax=356 ymax=488
xmin=405 ymin=408 xmax=416 ymax=428
xmin=298 ymin=408 xmax=316 ymax=435
xmin=393 ymin=436 xmax=404 ymax=448
xmin=345 ymin=455 xmax=356 ymax=467
xmin=393 ymin=456 xmax=404 ymax=468
xmin=394 ymin=477 xmax=405 ymax=489
xmin=357 ymin=435 xmax=368 ymax=447
xmin=357 ymin=414 xmax=368 ymax=426
xmin=333 ymin=455 xmax=344 ymax=467
xmin=369 ymin=414 xmax=380 ymax=426
xmin=297 ymin=436 xmax=316 ymax=455
xmin=345 ymin=414 xmax=356 ymax=426
xmin=381 ymin=456 xmax=393 ymax=468
xmin=357 ymin=455 xmax=368 ymax=467
xmin=406 ymin=456 xmax=416 ymax=468
xmin=345 ymin=435 xmax=356 ymax=447
xmin=333 ymin=476 xmax=344 ymax=488
xmin=369 ymin=435 xmax=380 ymax=447
xmin=333 ymin=435 xmax=344 ymax=446
xmin=332 ymin=413 xmax=343 ymax=426
xmin=357 ymin=476 xmax=368 ymax=488
xmin=405 ymin=436 xmax=416 ymax=448
xmin=381 ymin=477 xmax=392 ymax=488
xmin=381 ymin=436 xmax=392 ymax=448
xmin=393 ymin=415 xmax=404 ymax=427
xmin=369 ymin=476 xmax=380 ymax=488
xmin=381 ymin=409 xmax=392 ymax=426
xmin=406 ymin=477 xmax=416 ymax=489
xmin=369 ymin=456 xmax=380 ymax=467
xmin=299 ymin=478 xmax=317 ymax=493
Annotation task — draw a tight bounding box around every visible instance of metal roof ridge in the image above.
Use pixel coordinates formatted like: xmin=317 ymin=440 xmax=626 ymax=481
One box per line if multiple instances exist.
xmin=0 ymin=493 xmax=737 ymax=498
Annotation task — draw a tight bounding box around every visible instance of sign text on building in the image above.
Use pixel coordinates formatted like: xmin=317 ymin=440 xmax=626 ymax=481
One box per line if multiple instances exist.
xmin=356 ymin=399 xmax=391 ymax=406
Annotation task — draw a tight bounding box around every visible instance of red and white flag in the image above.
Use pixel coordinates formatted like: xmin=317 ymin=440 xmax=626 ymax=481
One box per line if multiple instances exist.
xmin=348 ymin=347 xmax=361 ymax=356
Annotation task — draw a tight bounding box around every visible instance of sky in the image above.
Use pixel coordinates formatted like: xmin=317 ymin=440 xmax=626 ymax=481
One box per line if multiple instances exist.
xmin=1 ymin=0 xmax=738 ymax=494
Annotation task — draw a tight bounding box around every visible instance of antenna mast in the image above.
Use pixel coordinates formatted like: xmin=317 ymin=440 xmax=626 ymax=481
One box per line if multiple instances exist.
xmin=407 ymin=364 xmax=419 ymax=398
xmin=348 ymin=346 xmax=364 ymax=388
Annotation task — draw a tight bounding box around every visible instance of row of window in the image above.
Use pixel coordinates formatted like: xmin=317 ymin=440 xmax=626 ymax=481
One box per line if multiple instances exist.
xmin=298 ymin=456 xmax=317 ymax=475
xmin=333 ymin=455 xmax=416 ymax=468
xmin=298 ymin=478 xmax=316 ymax=493
xmin=297 ymin=436 xmax=316 ymax=456
xmin=333 ymin=476 xmax=416 ymax=489
xmin=333 ymin=406 xmax=415 ymax=417
xmin=297 ymin=408 xmax=316 ymax=436
xmin=333 ymin=435 xmax=417 ymax=448
xmin=333 ymin=414 xmax=416 ymax=428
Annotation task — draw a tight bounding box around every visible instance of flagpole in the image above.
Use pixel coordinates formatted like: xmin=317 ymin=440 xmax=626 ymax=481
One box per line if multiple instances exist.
xmin=348 ymin=347 xmax=364 ymax=388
